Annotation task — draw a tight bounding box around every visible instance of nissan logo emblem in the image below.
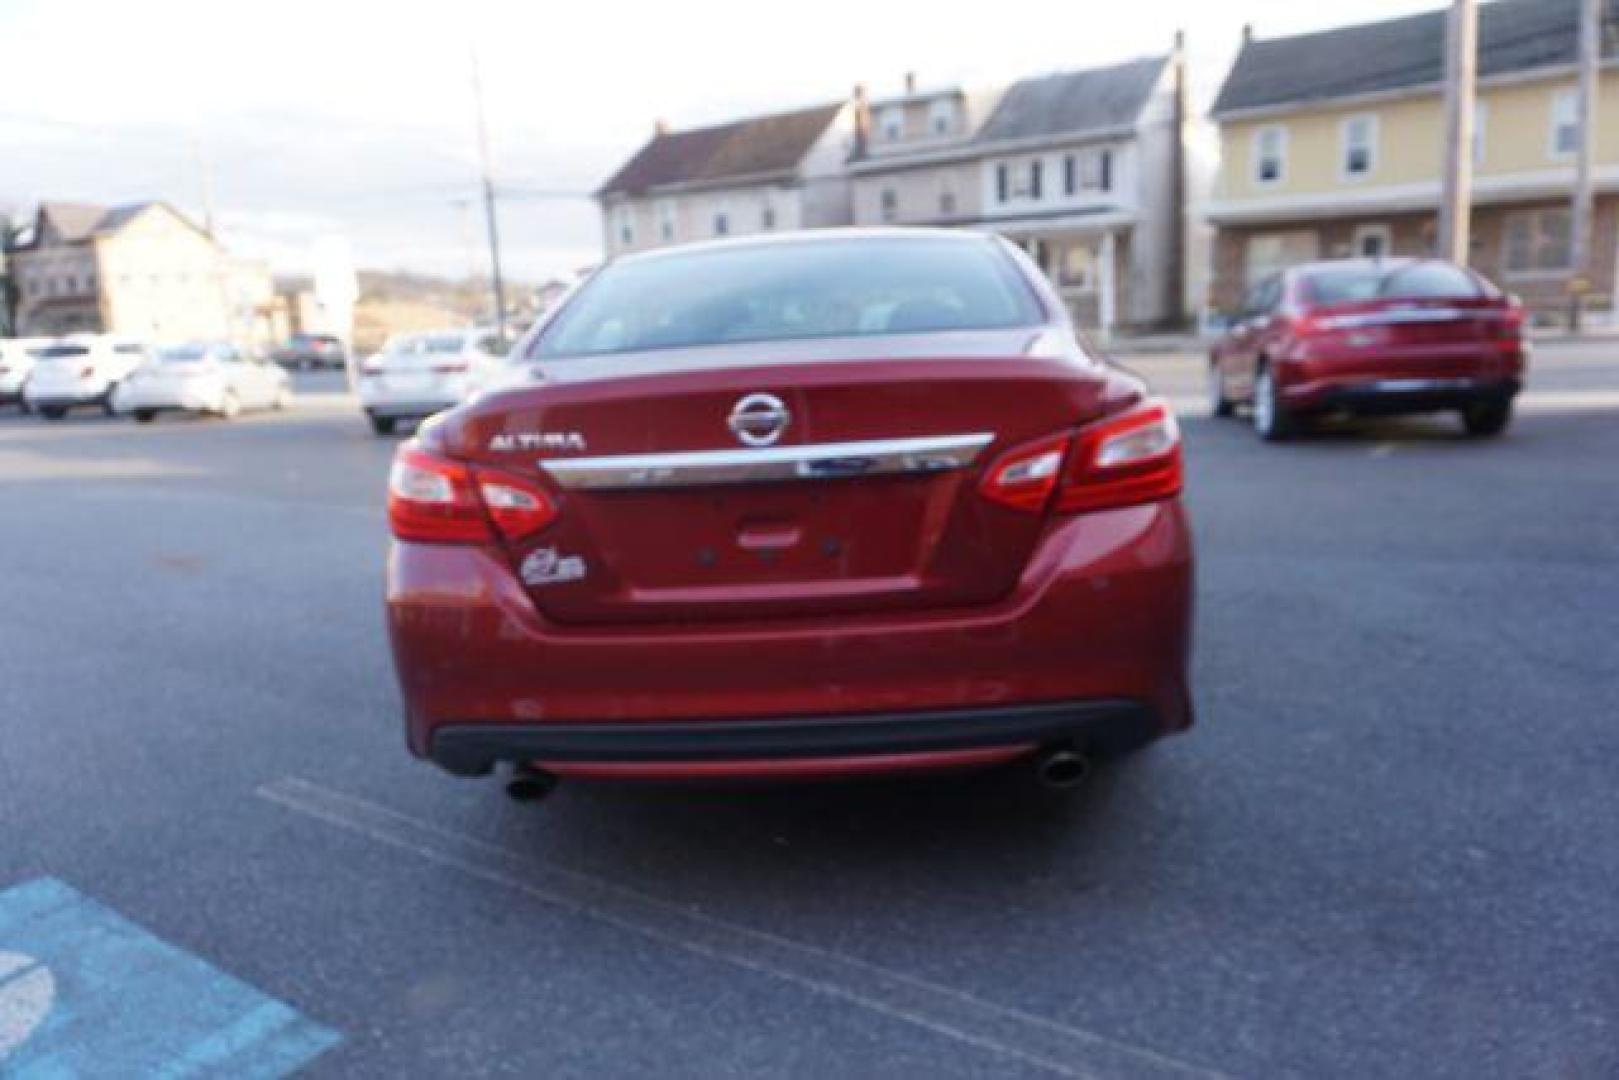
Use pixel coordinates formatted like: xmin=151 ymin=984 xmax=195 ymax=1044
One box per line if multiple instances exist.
xmin=727 ymin=393 xmax=791 ymax=447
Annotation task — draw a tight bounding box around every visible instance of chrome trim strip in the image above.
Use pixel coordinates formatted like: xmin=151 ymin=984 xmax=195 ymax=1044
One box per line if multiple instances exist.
xmin=1317 ymin=307 xmax=1493 ymax=330
xmin=1366 ymin=378 xmax=1478 ymax=393
xmin=541 ymin=432 xmax=996 ymax=490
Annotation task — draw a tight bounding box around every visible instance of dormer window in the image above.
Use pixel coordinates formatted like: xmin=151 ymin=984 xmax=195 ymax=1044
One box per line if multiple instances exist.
xmin=878 ymin=106 xmax=904 ymax=143
xmin=927 ymin=99 xmax=956 ymax=136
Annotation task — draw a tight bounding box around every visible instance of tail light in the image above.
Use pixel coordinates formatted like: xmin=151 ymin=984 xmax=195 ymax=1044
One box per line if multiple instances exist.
xmin=1490 ymin=302 xmax=1526 ymax=341
xmin=388 ymin=445 xmax=557 ymax=544
xmin=980 ymin=399 xmax=1182 ymax=516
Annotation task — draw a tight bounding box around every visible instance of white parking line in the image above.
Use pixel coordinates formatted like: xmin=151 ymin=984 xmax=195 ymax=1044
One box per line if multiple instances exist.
xmin=258 ymin=777 xmax=1231 ymax=1080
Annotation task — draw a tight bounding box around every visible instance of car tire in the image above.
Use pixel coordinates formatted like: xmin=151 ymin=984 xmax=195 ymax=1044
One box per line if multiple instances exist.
xmin=134 ymin=409 xmax=156 ymax=424
xmin=217 ymin=391 xmax=241 ymax=420
xmin=40 ymin=406 xmax=66 ymax=421
xmin=1252 ymin=364 xmax=1297 ymax=442
xmin=369 ymin=414 xmax=397 ymax=436
xmin=1209 ymin=359 xmax=1235 ymax=418
xmin=1461 ymin=399 xmax=1512 ymax=437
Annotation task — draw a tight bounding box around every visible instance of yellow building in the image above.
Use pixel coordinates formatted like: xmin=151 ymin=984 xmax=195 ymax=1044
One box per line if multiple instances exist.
xmin=1207 ymin=0 xmax=1619 ymax=320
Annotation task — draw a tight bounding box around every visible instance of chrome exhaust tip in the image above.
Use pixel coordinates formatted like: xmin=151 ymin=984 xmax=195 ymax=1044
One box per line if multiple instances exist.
xmin=1035 ymin=748 xmax=1092 ymax=790
xmin=504 ymin=764 xmax=559 ymax=803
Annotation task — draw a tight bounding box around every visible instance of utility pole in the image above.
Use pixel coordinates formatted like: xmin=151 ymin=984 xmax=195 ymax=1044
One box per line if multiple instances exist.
xmin=1569 ymin=0 xmax=1602 ymax=332
xmin=470 ymin=47 xmax=508 ymax=344
xmin=1438 ymin=0 xmax=1478 ymax=264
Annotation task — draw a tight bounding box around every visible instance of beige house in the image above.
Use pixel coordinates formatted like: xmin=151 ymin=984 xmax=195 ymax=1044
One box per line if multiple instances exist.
xmin=596 ymin=101 xmax=859 ymax=256
xmin=1208 ymin=0 xmax=1619 ymax=320
xmin=848 ymin=53 xmax=1192 ymax=335
xmin=6 ymin=202 xmax=279 ymax=349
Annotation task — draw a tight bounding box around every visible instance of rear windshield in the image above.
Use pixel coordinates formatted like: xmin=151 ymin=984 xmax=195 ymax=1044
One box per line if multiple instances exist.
xmin=1304 ymin=263 xmax=1483 ymax=306
xmin=534 ymin=237 xmax=1043 ymax=359
xmin=37 ymin=345 xmax=90 ymax=359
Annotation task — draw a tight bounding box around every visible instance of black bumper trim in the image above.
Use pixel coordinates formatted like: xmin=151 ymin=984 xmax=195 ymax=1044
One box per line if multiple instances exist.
xmin=1314 ymin=377 xmax=1519 ymax=416
xmin=428 ymin=700 xmax=1158 ymax=776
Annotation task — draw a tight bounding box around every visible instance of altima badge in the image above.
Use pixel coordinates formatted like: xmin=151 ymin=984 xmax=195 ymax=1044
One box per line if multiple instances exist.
xmin=728 ymin=393 xmax=790 ymax=447
xmin=489 ymin=431 xmax=586 ymax=453
xmin=520 ymin=547 xmax=587 ymax=586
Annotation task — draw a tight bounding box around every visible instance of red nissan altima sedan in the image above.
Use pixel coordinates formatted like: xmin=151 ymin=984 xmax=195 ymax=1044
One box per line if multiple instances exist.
xmin=385 ymin=231 xmax=1193 ymax=796
xmin=1209 ymin=258 xmax=1526 ymax=440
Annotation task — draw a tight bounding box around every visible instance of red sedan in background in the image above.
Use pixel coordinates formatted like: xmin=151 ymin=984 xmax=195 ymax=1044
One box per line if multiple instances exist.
xmin=1209 ymin=259 xmax=1526 ymax=440
xmin=385 ymin=231 xmax=1194 ymax=798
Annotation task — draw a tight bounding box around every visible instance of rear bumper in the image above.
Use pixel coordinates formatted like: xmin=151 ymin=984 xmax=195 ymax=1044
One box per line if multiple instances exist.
xmin=389 ymin=500 xmax=1195 ymax=779
xmin=1283 ymin=374 xmax=1520 ymax=415
xmin=429 ymin=700 xmax=1156 ymax=776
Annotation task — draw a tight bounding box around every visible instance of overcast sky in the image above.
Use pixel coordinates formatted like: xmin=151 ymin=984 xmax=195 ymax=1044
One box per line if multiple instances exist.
xmin=0 ymin=0 xmax=1440 ymax=281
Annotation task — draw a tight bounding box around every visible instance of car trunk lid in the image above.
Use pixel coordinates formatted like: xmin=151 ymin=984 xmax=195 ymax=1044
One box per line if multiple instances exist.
xmin=441 ymin=332 xmax=1113 ymax=625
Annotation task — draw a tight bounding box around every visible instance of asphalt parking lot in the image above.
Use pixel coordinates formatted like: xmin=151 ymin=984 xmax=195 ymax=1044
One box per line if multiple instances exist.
xmin=1 ymin=342 xmax=1616 ymax=1078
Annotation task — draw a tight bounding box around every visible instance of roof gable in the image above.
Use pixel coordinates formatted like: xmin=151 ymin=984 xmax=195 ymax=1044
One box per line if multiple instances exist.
xmin=1213 ymin=0 xmax=1618 ymax=117
xmin=975 ymin=55 xmax=1168 ymax=146
xmin=599 ymin=102 xmax=844 ymax=197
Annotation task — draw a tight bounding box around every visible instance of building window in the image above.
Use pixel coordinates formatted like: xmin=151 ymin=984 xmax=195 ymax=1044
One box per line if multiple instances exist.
xmin=880 ymin=188 xmax=898 ymax=223
xmin=939 ymin=187 xmax=956 ymax=216
xmin=1341 ymin=114 xmax=1377 ymax=178
xmin=995 ymin=164 xmax=1008 ymax=203
xmin=1253 ymin=125 xmax=1287 ymax=185
xmin=1029 ymin=159 xmax=1043 ymax=200
xmin=657 ymin=201 xmax=675 ymax=242
xmin=1352 ymin=223 xmax=1392 ymax=259
xmin=879 ymin=106 xmax=903 ymax=143
xmin=615 ymin=206 xmax=633 ymax=248
xmin=927 ymin=99 xmax=956 ymax=136
xmin=761 ymin=205 xmax=776 ymax=231
xmin=713 ymin=212 xmax=729 ymax=237
xmin=1077 ymin=150 xmax=1112 ymax=193
xmin=1551 ymin=89 xmax=1579 ymax=158
xmin=1503 ymin=208 xmax=1572 ymax=273
xmin=1063 ymin=155 xmax=1076 ymax=196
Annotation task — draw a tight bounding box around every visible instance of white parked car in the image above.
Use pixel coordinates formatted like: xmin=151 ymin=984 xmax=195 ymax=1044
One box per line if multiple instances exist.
xmin=357 ymin=329 xmax=505 ymax=435
xmin=0 ymin=337 xmax=55 ymax=413
xmin=117 ymin=342 xmax=292 ymax=422
xmin=24 ymin=335 xmax=148 ymax=419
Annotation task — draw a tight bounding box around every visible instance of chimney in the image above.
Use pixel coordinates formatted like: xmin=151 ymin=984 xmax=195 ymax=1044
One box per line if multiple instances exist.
xmin=1173 ymin=28 xmax=1185 ymax=55
xmin=851 ymin=83 xmax=872 ymax=158
xmin=1241 ymin=23 xmax=1253 ymax=45
xmin=653 ymin=118 xmax=670 ymax=137
xmin=904 ymin=71 xmax=917 ymax=95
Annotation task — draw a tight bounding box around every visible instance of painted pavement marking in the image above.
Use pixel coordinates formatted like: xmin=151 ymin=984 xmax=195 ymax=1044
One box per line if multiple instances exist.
xmin=0 ymin=878 xmax=338 ymax=1077
xmin=260 ymin=776 xmax=1231 ymax=1080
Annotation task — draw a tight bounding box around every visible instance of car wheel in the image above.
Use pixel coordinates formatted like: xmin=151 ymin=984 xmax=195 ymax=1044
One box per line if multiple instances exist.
xmin=1252 ymin=364 xmax=1297 ymax=442
xmin=134 ymin=409 xmax=156 ymax=424
xmin=40 ymin=406 xmax=66 ymax=421
xmin=218 ymin=391 xmax=241 ymax=420
xmin=1461 ymin=399 xmax=1512 ymax=437
xmin=369 ymin=414 xmax=397 ymax=436
xmin=1209 ymin=359 xmax=1235 ymax=418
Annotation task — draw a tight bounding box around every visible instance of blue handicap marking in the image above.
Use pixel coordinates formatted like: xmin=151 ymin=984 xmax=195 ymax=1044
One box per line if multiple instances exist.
xmin=0 ymin=878 xmax=339 ymax=1077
